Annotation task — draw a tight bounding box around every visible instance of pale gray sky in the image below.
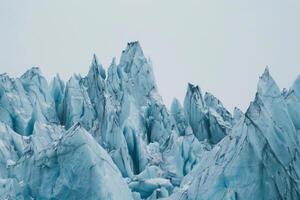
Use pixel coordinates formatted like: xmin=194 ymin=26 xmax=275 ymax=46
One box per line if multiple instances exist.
xmin=1 ymin=0 xmax=300 ymax=111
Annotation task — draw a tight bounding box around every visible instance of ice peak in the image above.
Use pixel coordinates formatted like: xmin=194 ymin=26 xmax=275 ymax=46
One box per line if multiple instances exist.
xmin=186 ymin=83 xmax=203 ymax=101
xmin=120 ymin=41 xmax=144 ymax=64
xmin=0 ymin=73 xmax=11 ymax=82
xmin=187 ymin=83 xmax=200 ymax=94
xmin=263 ymin=65 xmax=270 ymax=76
xmin=88 ymin=54 xmax=106 ymax=79
xmin=51 ymin=74 xmax=64 ymax=88
xmin=92 ymin=53 xmax=98 ymax=65
xmin=126 ymin=41 xmax=142 ymax=53
xmin=185 ymin=83 xmax=206 ymax=110
xmin=0 ymin=73 xmax=14 ymax=89
xmin=233 ymin=107 xmax=244 ymax=123
xmin=21 ymin=67 xmax=42 ymax=79
xmin=171 ymin=98 xmax=182 ymax=113
xmin=257 ymin=67 xmax=281 ymax=97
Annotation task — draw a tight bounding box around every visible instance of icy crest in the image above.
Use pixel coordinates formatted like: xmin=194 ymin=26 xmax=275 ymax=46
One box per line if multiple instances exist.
xmin=0 ymin=68 xmax=58 ymax=135
xmin=183 ymin=83 xmax=232 ymax=144
xmin=168 ymin=68 xmax=300 ymax=200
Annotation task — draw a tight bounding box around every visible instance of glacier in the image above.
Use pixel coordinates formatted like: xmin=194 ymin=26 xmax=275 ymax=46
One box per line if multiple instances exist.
xmin=0 ymin=42 xmax=300 ymax=199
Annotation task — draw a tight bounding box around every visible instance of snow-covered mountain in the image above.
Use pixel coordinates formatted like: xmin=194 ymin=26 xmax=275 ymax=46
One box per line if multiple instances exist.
xmin=0 ymin=42 xmax=299 ymax=200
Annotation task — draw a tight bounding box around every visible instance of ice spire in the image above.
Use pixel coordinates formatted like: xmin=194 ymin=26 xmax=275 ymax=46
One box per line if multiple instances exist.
xmin=89 ymin=54 xmax=106 ymax=80
xmin=185 ymin=83 xmax=206 ymax=110
xmin=50 ymin=74 xmax=65 ymax=122
xmin=120 ymin=41 xmax=144 ymax=64
xmin=21 ymin=67 xmax=42 ymax=79
xmin=257 ymin=66 xmax=281 ymax=98
xmin=171 ymin=98 xmax=192 ymax=136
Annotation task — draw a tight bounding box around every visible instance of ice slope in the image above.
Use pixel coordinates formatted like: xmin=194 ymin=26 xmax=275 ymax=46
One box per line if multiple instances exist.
xmin=0 ymin=68 xmax=58 ymax=135
xmin=184 ymin=83 xmax=233 ymax=144
xmin=285 ymin=76 xmax=300 ymax=130
xmin=61 ymin=74 xmax=97 ymax=130
xmin=0 ymin=122 xmax=133 ymax=199
xmin=0 ymin=42 xmax=300 ymax=200
xmin=168 ymin=68 xmax=300 ymax=200
xmin=50 ymin=74 xmax=65 ymax=123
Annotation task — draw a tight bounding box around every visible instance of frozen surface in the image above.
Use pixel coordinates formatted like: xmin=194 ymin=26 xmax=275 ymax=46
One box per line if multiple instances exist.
xmin=0 ymin=42 xmax=300 ymax=199
xmin=167 ymin=67 xmax=300 ymax=200
xmin=183 ymin=83 xmax=232 ymax=144
xmin=0 ymin=122 xmax=133 ymax=199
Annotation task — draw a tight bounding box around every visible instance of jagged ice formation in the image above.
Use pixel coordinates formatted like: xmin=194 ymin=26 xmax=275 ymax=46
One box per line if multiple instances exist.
xmin=0 ymin=42 xmax=299 ymax=200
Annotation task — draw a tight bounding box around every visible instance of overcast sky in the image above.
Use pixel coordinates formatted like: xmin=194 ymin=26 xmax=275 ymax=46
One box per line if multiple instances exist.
xmin=1 ymin=0 xmax=300 ymax=111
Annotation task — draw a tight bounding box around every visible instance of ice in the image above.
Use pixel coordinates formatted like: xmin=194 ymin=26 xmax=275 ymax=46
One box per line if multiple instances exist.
xmin=167 ymin=68 xmax=300 ymax=200
xmin=0 ymin=178 xmax=25 ymax=200
xmin=0 ymin=122 xmax=133 ymax=199
xmin=285 ymin=76 xmax=300 ymax=130
xmin=85 ymin=54 xmax=106 ymax=120
xmin=233 ymin=107 xmax=244 ymax=125
xmin=61 ymin=74 xmax=96 ymax=130
xmin=50 ymin=74 xmax=65 ymax=122
xmin=129 ymin=178 xmax=173 ymax=199
xmin=204 ymin=92 xmax=233 ymax=125
xmin=171 ymin=98 xmax=193 ymax=136
xmin=183 ymin=83 xmax=232 ymax=144
xmin=0 ymin=68 xmax=58 ymax=135
xmin=1 ymin=42 xmax=300 ymax=200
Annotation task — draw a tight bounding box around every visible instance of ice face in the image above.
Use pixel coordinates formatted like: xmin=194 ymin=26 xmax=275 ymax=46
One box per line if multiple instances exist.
xmin=285 ymin=76 xmax=300 ymax=130
xmin=50 ymin=74 xmax=65 ymax=122
xmin=0 ymin=68 xmax=58 ymax=135
xmin=171 ymin=98 xmax=193 ymax=136
xmin=183 ymin=83 xmax=232 ymax=144
xmin=1 ymin=43 xmax=300 ymax=200
xmin=61 ymin=74 xmax=97 ymax=130
xmin=233 ymin=107 xmax=244 ymax=125
xmin=168 ymin=68 xmax=300 ymax=200
xmin=0 ymin=122 xmax=133 ymax=199
xmin=204 ymin=92 xmax=233 ymax=125
xmin=85 ymin=54 xmax=106 ymax=119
